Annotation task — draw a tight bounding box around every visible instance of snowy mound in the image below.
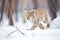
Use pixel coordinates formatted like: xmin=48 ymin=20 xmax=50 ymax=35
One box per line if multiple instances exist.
xmin=50 ymin=17 xmax=60 ymax=29
xmin=53 ymin=17 xmax=60 ymax=28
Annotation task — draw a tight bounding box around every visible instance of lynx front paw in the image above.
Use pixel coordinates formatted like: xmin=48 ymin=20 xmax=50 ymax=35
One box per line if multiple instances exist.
xmin=47 ymin=21 xmax=50 ymax=28
xmin=30 ymin=26 xmax=35 ymax=30
xmin=40 ymin=26 xmax=45 ymax=30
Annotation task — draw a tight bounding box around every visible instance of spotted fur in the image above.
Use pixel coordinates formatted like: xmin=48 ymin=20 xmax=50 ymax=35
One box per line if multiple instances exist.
xmin=25 ymin=9 xmax=50 ymax=30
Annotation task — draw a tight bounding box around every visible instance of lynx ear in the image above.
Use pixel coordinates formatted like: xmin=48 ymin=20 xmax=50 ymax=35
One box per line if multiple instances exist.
xmin=32 ymin=8 xmax=35 ymax=13
xmin=25 ymin=8 xmax=28 ymax=13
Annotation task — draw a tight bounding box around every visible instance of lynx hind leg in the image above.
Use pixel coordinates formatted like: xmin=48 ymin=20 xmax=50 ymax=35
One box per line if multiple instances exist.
xmin=45 ymin=14 xmax=50 ymax=28
xmin=39 ymin=24 xmax=45 ymax=30
xmin=30 ymin=24 xmax=37 ymax=30
xmin=47 ymin=21 xmax=50 ymax=28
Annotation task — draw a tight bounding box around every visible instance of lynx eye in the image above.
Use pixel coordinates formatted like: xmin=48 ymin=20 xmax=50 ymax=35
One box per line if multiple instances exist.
xmin=43 ymin=21 xmax=46 ymax=23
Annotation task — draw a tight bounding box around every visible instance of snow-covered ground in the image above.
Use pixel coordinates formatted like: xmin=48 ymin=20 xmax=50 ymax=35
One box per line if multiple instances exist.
xmin=0 ymin=12 xmax=60 ymax=40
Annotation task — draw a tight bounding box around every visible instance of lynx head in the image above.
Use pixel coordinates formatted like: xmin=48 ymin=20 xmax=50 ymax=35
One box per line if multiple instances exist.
xmin=25 ymin=9 xmax=35 ymax=21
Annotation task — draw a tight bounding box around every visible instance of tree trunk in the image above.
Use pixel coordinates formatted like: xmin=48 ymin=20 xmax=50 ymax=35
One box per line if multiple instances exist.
xmin=48 ymin=0 xmax=58 ymax=20
xmin=0 ymin=0 xmax=5 ymax=22
xmin=15 ymin=0 xmax=18 ymax=21
xmin=7 ymin=0 xmax=14 ymax=25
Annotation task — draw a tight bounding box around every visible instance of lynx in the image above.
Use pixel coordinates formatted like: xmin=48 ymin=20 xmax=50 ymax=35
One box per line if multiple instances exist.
xmin=25 ymin=9 xmax=50 ymax=30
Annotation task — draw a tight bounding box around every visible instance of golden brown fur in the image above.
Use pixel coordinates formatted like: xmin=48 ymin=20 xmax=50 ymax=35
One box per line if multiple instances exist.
xmin=25 ymin=9 xmax=50 ymax=30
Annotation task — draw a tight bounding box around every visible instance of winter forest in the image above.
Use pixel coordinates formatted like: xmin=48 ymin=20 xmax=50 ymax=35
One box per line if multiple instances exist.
xmin=0 ymin=0 xmax=60 ymax=40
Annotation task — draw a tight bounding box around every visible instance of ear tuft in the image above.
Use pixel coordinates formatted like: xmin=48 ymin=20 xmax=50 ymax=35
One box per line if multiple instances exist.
xmin=33 ymin=8 xmax=35 ymax=9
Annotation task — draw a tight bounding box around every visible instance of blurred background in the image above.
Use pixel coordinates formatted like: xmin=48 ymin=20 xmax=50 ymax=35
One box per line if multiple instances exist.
xmin=0 ymin=0 xmax=60 ymax=25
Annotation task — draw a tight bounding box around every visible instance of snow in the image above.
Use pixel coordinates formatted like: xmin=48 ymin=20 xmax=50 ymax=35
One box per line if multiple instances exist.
xmin=50 ymin=17 xmax=60 ymax=29
xmin=0 ymin=12 xmax=60 ymax=40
